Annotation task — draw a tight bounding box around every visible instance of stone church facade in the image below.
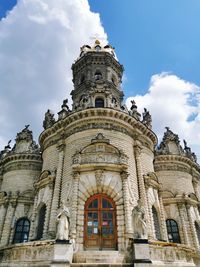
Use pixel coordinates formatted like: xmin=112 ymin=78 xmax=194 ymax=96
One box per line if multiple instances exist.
xmin=0 ymin=40 xmax=200 ymax=266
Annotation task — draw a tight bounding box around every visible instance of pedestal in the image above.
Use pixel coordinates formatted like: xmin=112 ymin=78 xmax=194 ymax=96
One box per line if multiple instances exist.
xmin=133 ymin=239 xmax=151 ymax=267
xmin=51 ymin=240 xmax=73 ymax=267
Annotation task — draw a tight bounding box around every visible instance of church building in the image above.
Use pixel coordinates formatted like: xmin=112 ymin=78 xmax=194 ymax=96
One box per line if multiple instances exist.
xmin=0 ymin=40 xmax=200 ymax=266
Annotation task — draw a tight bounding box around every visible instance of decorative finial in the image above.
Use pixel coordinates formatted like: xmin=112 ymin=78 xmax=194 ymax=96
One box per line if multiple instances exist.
xmin=95 ymin=39 xmax=100 ymax=45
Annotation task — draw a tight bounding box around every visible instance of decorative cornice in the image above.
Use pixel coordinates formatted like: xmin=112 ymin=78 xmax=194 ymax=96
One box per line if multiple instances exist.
xmin=154 ymin=154 xmax=200 ymax=174
xmin=162 ymin=196 xmax=200 ymax=206
xmin=39 ymin=108 xmax=157 ymax=150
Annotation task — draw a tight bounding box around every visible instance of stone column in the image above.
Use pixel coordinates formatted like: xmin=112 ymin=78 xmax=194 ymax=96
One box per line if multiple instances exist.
xmin=178 ymin=203 xmax=190 ymax=246
xmin=158 ymin=193 xmax=168 ymax=241
xmin=70 ymin=171 xmax=80 ymax=238
xmin=134 ymin=143 xmax=150 ymax=237
xmin=121 ymin=171 xmax=132 ymax=234
xmin=145 ymin=187 xmax=154 ymax=239
xmin=186 ymin=204 xmax=199 ymax=249
xmin=29 ymin=193 xmax=38 ymax=240
xmin=48 ymin=144 xmax=65 ymax=238
xmin=0 ymin=202 xmax=8 ymax=240
xmin=1 ymin=200 xmax=17 ymax=246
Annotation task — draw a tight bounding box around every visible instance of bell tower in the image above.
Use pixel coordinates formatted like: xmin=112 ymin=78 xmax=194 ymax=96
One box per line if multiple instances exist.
xmin=71 ymin=40 xmax=124 ymax=111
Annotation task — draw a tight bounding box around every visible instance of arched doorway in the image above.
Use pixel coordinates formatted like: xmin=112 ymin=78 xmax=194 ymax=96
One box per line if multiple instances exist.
xmin=84 ymin=194 xmax=117 ymax=250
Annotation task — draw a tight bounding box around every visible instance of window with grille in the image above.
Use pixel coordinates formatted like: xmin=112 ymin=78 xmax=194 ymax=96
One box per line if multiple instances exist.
xmin=13 ymin=218 xmax=30 ymax=244
xmin=152 ymin=206 xmax=161 ymax=240
xmin=166 ymin=219 xmax=181 ymax=243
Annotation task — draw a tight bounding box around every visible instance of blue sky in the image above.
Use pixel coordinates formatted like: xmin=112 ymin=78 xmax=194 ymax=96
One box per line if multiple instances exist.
xmin=1 ymin=1 xmax=200 ymax=97
xmin=0 ymin=0 xmax=200 ymax=159
xmin=89 ymin=0 xmax=200 ymax=97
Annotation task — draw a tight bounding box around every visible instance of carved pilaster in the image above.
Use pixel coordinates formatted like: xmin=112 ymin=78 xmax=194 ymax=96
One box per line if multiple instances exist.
xmin=192 ymin=179 xmax=200 ymax=201
xmin=186 ymin=204 xmax=199 ymax=249
xmin=134 ymin=143 xmax=150 ymax=237
xmin=0 ymin=202 xmax=8 ymax=241
xmin=178 ymin=203 xmax=190 ymax=246
xmin=121 ymin=171 xmax=131 ymax=234
xmin=48 ymin=144 xmax=65 ymax=237
xmin=29 ymin=193 xmax=38 ymax=240
xmin=70 ymin=171 xmax=80 ymax=238
xmin=1 ymin=201 xmax=16 ymax=245
xmin=43 ymin=188 xmax=53 ymax=239
xmin=158 ymin=193 xmax=168 ymax=241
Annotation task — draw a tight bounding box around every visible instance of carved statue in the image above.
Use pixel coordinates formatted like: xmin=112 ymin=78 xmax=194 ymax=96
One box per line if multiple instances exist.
xmin=129 ymin=100 xmax=141 ymax=120
xmin=43 ymin=109 xmax=55 ymax=129
xmin=132 ymin=200 xmax=148 ymax=239
xmin=142 ymin=108 xmax=152 ymax=129
xmin=56 ymin=203 xmax=70 ymax=240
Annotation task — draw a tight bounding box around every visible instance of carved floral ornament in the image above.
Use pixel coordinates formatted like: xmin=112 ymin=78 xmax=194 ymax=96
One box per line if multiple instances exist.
xmin=72 ymin=133 xmax=128 ymax=168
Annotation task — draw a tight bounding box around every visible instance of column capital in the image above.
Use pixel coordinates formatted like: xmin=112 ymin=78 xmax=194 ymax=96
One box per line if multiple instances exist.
xmin=134 ymin=142 xmax=142 ymax=155
xmin=121 ymin=171 xmax=129 ymax=180
xmin=73 ymin=171 xmax=80 ymax=180
xmin=57 ymin=141 xmax=66 ymax=152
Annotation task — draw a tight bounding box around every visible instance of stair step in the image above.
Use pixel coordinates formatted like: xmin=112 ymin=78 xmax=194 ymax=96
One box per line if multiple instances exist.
xmin=73 ymin=251 xmax=125 ymax=264
xmin=71 ymin=264 xmax=133 ymax=267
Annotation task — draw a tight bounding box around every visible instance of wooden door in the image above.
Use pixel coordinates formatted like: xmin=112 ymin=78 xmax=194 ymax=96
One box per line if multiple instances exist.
xmin=84 ymin=194 xmax=117 ymax=250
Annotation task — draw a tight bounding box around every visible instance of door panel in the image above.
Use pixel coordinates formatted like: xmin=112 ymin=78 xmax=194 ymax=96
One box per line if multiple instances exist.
xmin=84 ymin=194 xmax=117 ymax=250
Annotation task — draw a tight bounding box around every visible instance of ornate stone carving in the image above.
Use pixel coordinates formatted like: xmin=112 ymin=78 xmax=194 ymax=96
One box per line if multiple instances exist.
xmin=58 ymin=99 xmax=71 ymax=120
xmin=95 ymin=170 xmax=104 ymax=186
xmin=183 ymin=139 xmax=197 ymax=162
xmin=142 ymin=108 xmax=152 ymax=129
xmin=72 ymin=134 xmax=128 ymax=166
xmin=56 ymin=203 xmax=70 ymax=240
xmin=132 ymin=200 xmax=148 ymax=239
xmin=129 ymin=100 xmax=141 ymax=120
xmin=43 ymin=109 xmax=55 ymax=129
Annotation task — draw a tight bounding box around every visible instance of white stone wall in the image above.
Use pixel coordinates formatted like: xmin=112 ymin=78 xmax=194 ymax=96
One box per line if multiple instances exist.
xmin=156 ymin=170 xmax=194 ymax=195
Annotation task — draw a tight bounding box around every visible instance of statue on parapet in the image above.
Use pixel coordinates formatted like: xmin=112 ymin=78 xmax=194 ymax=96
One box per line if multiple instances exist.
xmin=56 ymin=202 xmax=70 ymax=240
xmin=43 ymin=109 xmax=55 ymax=129
xmin=142 ymin=108 xmax=152 ymax=129
xmin=132 ymin=200 xmax=148 ymax=239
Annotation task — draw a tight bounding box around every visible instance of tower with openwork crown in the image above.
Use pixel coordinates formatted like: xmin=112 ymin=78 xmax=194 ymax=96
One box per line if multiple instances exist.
xmin=0 ymin=40 xmax=200 ymax=267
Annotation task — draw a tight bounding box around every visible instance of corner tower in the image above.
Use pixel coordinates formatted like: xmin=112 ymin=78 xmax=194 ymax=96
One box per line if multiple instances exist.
xmin=71 ymin=40 xmax=124 ymax=111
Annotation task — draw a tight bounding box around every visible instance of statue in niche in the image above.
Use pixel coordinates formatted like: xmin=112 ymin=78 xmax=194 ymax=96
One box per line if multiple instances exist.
xmin=56 ymin=202 xmax=70 ymax=240
xmin=132 ymin=200 xmax=148 ymax=239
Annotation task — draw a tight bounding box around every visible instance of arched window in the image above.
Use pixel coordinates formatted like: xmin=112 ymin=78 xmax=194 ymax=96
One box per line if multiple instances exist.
xmin=95 ymin=98 xmax=104 ymax=108
xmin=152 ymin=206 xmax=161 ymax=240
xmin=95 ymin=71 xmax=102 ymax=81
xmin=36 ymin=204 xmax=46 ymax=240
xmin=195 ymin=221 xmax=200 ymax=245
xmin=166 ymin=219 xmax=181 ymax=243
xmin=13 ymin=218 xmax=30 ymax=244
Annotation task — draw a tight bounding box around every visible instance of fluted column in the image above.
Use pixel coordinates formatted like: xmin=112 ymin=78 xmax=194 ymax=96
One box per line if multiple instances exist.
xmin=145 ymin=188 xmax=154 ymax=239
xmin=178 ymin=203 xmax=190 ymax=245
xmin=186 ymin=204 xmax=199 ymax=249
xmin=70 ymin=171 xmax=80 ymax=238
xmin=134 ymin=143 xmax=150 ymax=237
xmin=121 ymin=171 xmax=132 ymax=234
xmin=48 ymin=143 xmax=65 ymax=238
xmin=158 ymin=192 xmax=168 ymax=241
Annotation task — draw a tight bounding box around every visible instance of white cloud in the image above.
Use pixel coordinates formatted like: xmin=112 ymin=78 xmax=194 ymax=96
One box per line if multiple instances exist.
xmin=126 ymin=73 xmax=200 ymax=159
xmin=0 ymin=0 xmax=107 ymax=149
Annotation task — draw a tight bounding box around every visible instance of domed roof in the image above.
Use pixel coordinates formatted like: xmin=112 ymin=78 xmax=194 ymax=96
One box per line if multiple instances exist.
xmin=79 ymin=40 xmax=117 ymax=59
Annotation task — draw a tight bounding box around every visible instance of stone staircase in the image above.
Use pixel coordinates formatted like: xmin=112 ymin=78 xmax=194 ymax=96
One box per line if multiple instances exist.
xmin=70 ymin=251 xmax=133 ymax=267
